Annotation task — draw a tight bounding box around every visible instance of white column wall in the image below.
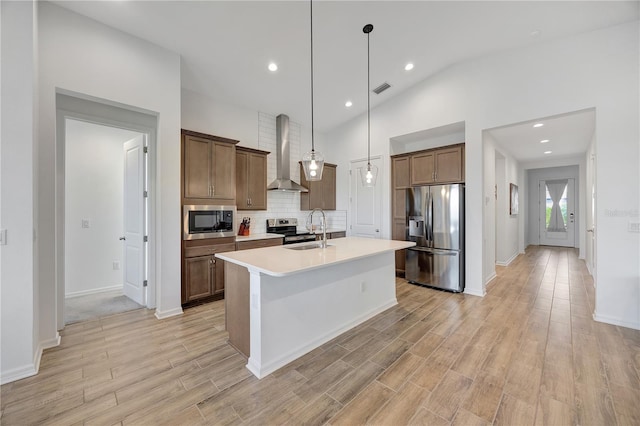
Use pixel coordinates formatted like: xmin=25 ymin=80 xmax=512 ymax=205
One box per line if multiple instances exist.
xmin=0 ymin=0 xmax=39 ymax=383
xmin=38 ymin=2 xmax=182 ymax=335
xmin=325 ymin=21 xmax=639 ymax=326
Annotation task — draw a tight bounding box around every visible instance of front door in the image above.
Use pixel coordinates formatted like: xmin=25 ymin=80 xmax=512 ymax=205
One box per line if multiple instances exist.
xmin=123 ymin=135 xmax=146 ymax=305
xmin=350 ymin=157 xmax=382 ymax=238
xmin=539 ymin=178 xmax=575 ymax=247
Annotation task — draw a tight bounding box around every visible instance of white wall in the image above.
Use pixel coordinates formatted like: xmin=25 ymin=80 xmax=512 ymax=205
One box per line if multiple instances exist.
xmin=493 ymin=147 xmax=520 ymax=266
xmin=37 ymin=2 xmax=182 ymax=343
xmin=483 ymin=134 xmax=497 ymax=284
xmin=325 ymin=21 xmax=640 ymax=323
xmin=585 ymin=135 xmax=597 ymax=274
xmin=64 ymin=119 xmax=141 ymax=297
xmin=0 ymin=0 xmax=41 ymax=384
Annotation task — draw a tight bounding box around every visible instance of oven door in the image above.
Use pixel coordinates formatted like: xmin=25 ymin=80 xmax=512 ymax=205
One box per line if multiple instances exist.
xmin=183 ymin=205 xmax=236 ymax=240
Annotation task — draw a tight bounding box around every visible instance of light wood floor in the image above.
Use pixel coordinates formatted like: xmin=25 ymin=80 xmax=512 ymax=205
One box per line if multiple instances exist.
xmin=2 ymin=246 xmax=639 ymax=425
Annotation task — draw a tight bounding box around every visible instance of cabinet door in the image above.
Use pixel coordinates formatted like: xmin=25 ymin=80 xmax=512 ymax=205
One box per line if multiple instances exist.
xmin=434 ymin=146 xmax=463 ymax=183
xmin=392 ymin=156 xmax=411 ymax=188
xmin=213 ymin=257 xmax=224 ymax=295
xmin=393 ymin=188 xmax=406 ymax=220
xmin=183 ymin=135 xmax=212 ymax=199
xmin=248 ymin=152 xmax=267 ymax=210
xmin=212 ymin=141 xmax=236 ymax=201
xmin=410 ymin=152 xmax=435 ymax=185
xmin=184 ymin=255 xmax=213 ymax=302
xmin=235 ymin=151 xmax=249 ymax=209
xmin=392 ymin=219 xmax=407 ymax=273
xmin=322 ymin=165 xmax=336 ymax=210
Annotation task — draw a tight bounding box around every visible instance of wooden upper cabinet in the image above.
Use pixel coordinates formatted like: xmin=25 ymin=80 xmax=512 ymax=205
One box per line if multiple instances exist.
xmin=410 ymin=144 xmax=464 ymax=185
xmin=183 ymin=135 xmax=213 ymax=199
xmin=300 ymin=163 xmax=337 ymax=210
xmin=410 ymin=152 xmax=435 ymax=185
xmin=182 ymin=130 xmax=238 ymax=204
xmin=433 ymin=145 xmax=464 ymax=183
xmin=392 ymin=156 xmax=411 ymax=189
xmin=321 ymin=164 xmax=337 ymax=210
xmin=236 ymin=147 xmax=269 ymax=210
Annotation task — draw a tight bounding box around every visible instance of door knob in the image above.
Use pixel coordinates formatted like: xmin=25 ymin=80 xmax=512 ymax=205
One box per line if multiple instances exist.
xmin=119 ymin=236 xmax=126 ymax=241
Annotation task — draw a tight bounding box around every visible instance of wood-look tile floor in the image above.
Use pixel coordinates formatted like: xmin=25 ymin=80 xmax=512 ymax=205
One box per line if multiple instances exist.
xmin=2 ymin=246 xmax=639 ymax=425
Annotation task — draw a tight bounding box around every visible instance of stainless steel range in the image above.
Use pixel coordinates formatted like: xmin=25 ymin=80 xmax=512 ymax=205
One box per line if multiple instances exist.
xmin=266 ymin=218 xmax=317 ymax=245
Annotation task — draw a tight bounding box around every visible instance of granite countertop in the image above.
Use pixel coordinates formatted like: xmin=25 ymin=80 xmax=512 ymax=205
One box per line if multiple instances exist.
xmin=216 ymin=237 xmax=415 ymax=277
xmin=235 ymin=233 xmax=284 ymax=242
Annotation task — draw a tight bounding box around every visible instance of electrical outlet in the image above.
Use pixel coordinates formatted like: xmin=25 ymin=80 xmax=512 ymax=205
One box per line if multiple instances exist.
xmin=81 ymin=219 xmax=90 ymax=229
xmin=360 ymin=281 xmax=366 ymax=293
xmin=113 ymin=261 xmax=120 ymax=270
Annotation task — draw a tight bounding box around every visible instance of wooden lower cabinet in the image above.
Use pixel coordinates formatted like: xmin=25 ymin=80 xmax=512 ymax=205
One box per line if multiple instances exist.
xmin=182 ymin=239 xmax=235 ymax=305
xmin=392 ymin=219 xmax=407 ymax=275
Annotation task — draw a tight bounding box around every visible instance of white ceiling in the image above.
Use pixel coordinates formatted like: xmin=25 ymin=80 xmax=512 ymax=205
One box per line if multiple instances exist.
xmin=486 ymin=109 xmax=596 ymax=163
xmin=52 ymin=0 xmax=638 ymax=137
xmin=54 ymin=0 xmax=640 ymax=162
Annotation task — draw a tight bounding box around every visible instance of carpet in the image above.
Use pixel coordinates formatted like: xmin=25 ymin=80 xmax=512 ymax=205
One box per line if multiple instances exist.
xmin=65 ymin=289 xmax=144 ymax=324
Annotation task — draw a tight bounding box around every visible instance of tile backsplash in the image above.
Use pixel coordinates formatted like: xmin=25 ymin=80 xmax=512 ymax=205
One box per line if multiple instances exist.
xmin=236 ymin=112 xmax=347 ymax=234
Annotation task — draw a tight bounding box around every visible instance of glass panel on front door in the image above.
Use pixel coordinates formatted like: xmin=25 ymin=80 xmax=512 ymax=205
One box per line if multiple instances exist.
xmin=545 ymin=180 xmax=569 ymax=232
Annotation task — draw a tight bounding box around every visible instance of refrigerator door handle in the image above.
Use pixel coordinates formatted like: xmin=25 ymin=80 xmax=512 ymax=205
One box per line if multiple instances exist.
xmin=428 ymin=190 xmax=434 ymax=248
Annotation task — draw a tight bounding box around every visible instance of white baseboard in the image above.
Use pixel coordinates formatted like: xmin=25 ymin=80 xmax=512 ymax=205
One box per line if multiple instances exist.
xmin=496 ymin=252 xmax=519 ymax=267
xmin=593 ymin=312 xmax=640 ymax=331
xmin=1 ymin=332 xmax=61 ymax=385
xmin=1 ymin=362 xmax=38 ymax=385
xmin=154 ymin=307 xmax=183 ymax=320
xmin=464 ymin=287 xmax=486 ymax=297
xmin=66 ymin=285 xmax=123 ymax=299
xmin=484 ymin=271 xmax=497 ymax=286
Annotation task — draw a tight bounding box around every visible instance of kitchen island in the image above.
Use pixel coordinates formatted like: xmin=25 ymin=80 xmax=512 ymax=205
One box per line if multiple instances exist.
xmin=216 ymin=237 xmax=415 ymax=379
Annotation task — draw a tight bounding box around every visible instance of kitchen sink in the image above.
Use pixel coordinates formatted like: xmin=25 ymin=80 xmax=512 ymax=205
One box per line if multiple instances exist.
xmin=285 ymin=242 xmax=333 ymax=251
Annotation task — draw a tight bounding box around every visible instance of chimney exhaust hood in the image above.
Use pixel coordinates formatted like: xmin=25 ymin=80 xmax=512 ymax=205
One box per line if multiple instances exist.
xmin=267 ymin=114 xmax=309 ymax=192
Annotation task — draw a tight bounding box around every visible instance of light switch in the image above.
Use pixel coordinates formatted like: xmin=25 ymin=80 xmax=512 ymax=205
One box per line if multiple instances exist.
xmin=82 ymin=219 xmax=90 ymax=228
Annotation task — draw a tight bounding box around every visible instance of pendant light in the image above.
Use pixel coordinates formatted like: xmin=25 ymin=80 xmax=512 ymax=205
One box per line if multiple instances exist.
xmin=360 ymin=24 xmax=378 ymax=187
xmin=301 ymin=0 xmax=324 ymax=181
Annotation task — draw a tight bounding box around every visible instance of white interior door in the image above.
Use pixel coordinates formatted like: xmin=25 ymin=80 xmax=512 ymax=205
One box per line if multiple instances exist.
xmin=350 ymin=157 xmax=382 ymax=239
xmin=539 ymin=178 xmax=575 ymax=247
xmin=123 ymin=135 xmax=146 ymax=305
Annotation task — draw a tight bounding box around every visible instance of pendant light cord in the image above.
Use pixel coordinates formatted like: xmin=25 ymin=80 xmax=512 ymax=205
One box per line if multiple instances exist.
xmin=310 ymin=0 xmax=315 ymax=153
xmin=367 ymin=29 xmax=370 ymax=167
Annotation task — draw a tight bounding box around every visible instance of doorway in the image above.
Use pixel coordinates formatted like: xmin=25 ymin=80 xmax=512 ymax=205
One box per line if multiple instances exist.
xmin=63 ymin=119 xmax=148 ymax=324
xmin=56 ymin=92 xmax=158 ymax=330
xmin=349 ymin=156 xmax=382 ymax=238
xmin=539 ymin=178 xmax=576 ymax=247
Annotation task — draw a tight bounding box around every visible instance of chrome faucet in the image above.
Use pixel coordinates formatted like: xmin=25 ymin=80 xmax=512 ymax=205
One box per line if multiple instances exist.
xmin=309 ymin=208 xmax=327 ymax=248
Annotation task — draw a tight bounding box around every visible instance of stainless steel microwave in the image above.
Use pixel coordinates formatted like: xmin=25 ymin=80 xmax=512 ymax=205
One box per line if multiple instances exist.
xmin=183 ymin=205 xmax=236 ymax=240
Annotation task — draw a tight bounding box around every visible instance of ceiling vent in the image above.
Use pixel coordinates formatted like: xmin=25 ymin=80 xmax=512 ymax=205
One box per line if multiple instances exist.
xmin=372 ymin=82 xmax=391 ymax=95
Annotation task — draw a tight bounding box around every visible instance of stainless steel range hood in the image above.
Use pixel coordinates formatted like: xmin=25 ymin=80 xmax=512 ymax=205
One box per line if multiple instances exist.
xmin=267 ymin=114 xmax=309 ymax=192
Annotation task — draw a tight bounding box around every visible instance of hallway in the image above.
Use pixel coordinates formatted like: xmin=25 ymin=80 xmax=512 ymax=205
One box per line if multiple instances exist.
xmin=1 ymin=246 xmax=638 ymax=424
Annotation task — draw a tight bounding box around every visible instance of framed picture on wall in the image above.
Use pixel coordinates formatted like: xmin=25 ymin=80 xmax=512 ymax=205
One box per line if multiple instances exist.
xmin=510 ymin=183 xmax=519 ymax=215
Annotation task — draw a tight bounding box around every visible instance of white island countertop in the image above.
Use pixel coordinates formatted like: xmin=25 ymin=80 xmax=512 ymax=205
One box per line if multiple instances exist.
xmin=216 ymin=237 xmax=415 ymax=277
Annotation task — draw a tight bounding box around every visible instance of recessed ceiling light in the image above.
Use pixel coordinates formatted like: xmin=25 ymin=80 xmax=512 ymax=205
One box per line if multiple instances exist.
xmin=544 ymin=151 xmax=552 ymax=154
xmin=540 ymin=139 xmax=550 ymax=143
xmin=533 ymin=123 xmax=544 ymax=128
xmin=268 ymin=62 xmax=278 ymax=72
xmin=345 ymin=101 xmax=353 ymax=108
xmin=404 ymin=63 xmax=414 ymax=71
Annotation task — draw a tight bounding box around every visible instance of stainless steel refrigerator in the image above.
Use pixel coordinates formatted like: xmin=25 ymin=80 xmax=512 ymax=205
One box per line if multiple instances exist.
xmin=405 ymin=184 xmax=464 ymax=292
